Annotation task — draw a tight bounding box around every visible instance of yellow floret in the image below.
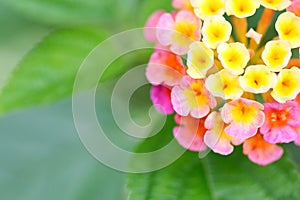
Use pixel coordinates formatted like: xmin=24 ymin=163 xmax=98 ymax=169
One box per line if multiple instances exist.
xmin=226 ymin=0 xmax=260 ymax=18
xmin=217 ymin=42 xmax=250 ymax=75
xmin=262 ymin=40 xmax=292 ymax=72
xmin=187 ymin=42 xmax=214 ymax=79
xmin=230 ymin=100 xmax=261 ymax=124
xmin=202 ymin=16 xmax=232 ymax=49
xmin=275 ymin=12 xmax=300 ymax=48
xmin=191 ymin=0 xmax=225 ymax=20
xmin=260 ymin=0 xmax=291 ymax=11
xmin=205 ymin=69 xmax=244 ymax=100
xmin=271 ymin=67 xmax=300 ymax=103
xmin=239 ymin=65 xmax=277 ymax=94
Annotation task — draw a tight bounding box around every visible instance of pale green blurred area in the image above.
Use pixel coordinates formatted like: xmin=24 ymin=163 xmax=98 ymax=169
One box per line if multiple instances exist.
xmin=0 ymin=3 xmax=50 ymax=91
xmin=1 ymin=0 xmax=300 ymax=199
xmin=0 ymin=98 xmax=127 ymax=200
xmin=0 ymin=1 xmax=144 ymax=199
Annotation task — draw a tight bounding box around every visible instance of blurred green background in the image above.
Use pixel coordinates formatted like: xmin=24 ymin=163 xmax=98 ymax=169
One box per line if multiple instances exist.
xmin=1 ymin=0 xmax=300 ymax=199
xmin=0 ymin=0 xmax=154 ymax=199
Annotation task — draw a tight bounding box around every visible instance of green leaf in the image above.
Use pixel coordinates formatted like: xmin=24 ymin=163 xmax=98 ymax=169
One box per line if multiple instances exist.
xmin=0 ymin=2 xmax=50 ymax=90
xmin=0 ymin=26 xmax=153 ymax=115
xmin=0 ymin=27 xmax=108 ymax=115
xmin=1 ymin=0 xmax=142 ymax=28
xmin=127 ymin=130 xmax=300 ymax=200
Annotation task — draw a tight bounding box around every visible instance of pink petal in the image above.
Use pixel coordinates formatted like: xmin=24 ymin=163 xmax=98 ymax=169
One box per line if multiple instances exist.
xmin=260 ymin=101 xmax=300 ymax=143
xmin=204 ymin=111 xmax=234 ymax=155
xmin=204 ymin=111 xmax=216 ymax=129
xmin=243 ymin=134 xmax=284 ymax=166
xmin=295 ymin=93 xmax=300 ymax=104
xmin=225 ymin=122 xmax=258 ymax=139
xmin=287 ymin=0 xmax=300 ymax=17
xmin=157 ymin=13 xmax=176 ymax=46
xmin=263 ymin=126 xmax=298 ymax=144
xmin=251 ymin=110 xmax=265 ymax=128
xmin=157 ymin=11 xmax=200 ymax=55
xmin=295 ymin=127 xmax=300 ymax=145
xmin=173 ymin=116 xmax=207 ymax=151
xmin=172 ymin=0 xmax=192 ymax=10
xmin=172 ymin=0 xmax=185 ymax=9
xmin=171 ymin=85 xmax=191 ymax=116
xmin=154 ymin=43 xmax=170 ymax=51
xmin=286 ymin=102 xmax=300 ymax=127
xmin=144 ymin=11 xmax=165 ymax=42
xmin=170 ymin=42 xmax=192 ymax=55
xmin=190 ymin=106 xmax=210 ymax=119
xmin=175 ymin=10 xmax=200 ymax=27
xmin=150 ymin=85 xmax=174 ymax=114
xmin=146 ymin=49 xmax=185 ymax=86
xmin=174 ymin=114 xmax=182 ymax=124
xmin=146 ymin=63 xmax=184 ymax=86
xmin=220 ymin=104 xmax=234 ymax=124
xmin=204 ymin=130 xmax=234 ymax=155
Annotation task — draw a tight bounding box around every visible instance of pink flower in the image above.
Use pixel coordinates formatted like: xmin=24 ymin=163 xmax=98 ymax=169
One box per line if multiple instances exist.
xmin=221 ymin=98 xmax=265 ymax=139
xmin=173 ymin=115 xmax=207 ymax=151
xmin=156 ymin=10 xmax=201 ymax=55
xmin=172 ymin=0 xmax=194 ymax=11
xmin=144 ymin=10 xmax=165 ymax=42
xmin=171 ymin=76 xmax=216 ymax=118
xmin=204 ymin=112 xmax=243 ymax=155
xmin=243 ymin=133 xmax=283 ymax=166
xmin=295 ymin=126 xmax=300 ymax=145
xmin=287 ymin=0 xmax=300 ymax=17
xmin=146 ymin=49 xmax=186 ymax=86
xmin=294 ymin=95 xmax=300 ymax=146
xmin=150 ymin=85 xmax=174 ymax=114
xmin=295 ymin=93 xmax=300 ymax=105
xmin=260 ymin=101 xmax=300 ymax=143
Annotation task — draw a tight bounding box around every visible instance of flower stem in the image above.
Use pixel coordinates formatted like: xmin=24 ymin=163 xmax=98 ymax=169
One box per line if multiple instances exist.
xmin=250 ymin=8 xmax=275 ymax=49
xmin=286 ymin=59 xmax=300 ymax=68
xmin=231 ymin=16 xmax=248 ymax=44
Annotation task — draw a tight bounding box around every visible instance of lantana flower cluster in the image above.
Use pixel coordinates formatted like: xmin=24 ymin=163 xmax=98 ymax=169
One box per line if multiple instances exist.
xmin=145 ymin=0 xmax=300 ymax=165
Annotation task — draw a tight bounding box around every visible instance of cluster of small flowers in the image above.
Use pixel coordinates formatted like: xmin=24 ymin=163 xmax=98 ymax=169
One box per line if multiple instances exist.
xmin=144 ymin=0 xmax=300 ymax=165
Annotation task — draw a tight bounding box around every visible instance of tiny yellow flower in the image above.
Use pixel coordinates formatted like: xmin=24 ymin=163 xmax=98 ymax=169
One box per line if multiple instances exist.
xmin=217 ymin=42 xmax=250 ymax=75
xmin=187 ymin=42 xmax=214 ymax=79
xmin=271 ymin=67 xmax=300 ymax=103
xmin=191 ymin=0 xmax=225 ymax=20
xmin=262 ymin=40 xmax=292 ymax=72
xmin=205 ymin=69 xmax=244 ymax=100
xmin=226 ymin=0 xmax=260 ymax=18
xmin=275 ymin=12 xmax=300 ymax=48
xmin=239 ymin=65 xmax=277 ymax=94
xmin=260 ymin=0 xmax=292 ymax=11
xmin=202 ymin=16 xmax=232 ymax=49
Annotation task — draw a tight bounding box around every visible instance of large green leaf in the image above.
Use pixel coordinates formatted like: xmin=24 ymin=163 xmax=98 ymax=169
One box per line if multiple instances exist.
xmin=0 ymin=27 xmax=108 ymax=114
xmin=0 ymin=26 xmax=154 ymax=115
xmin=127 ymin=132 xmax=300 ymax=200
